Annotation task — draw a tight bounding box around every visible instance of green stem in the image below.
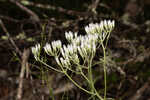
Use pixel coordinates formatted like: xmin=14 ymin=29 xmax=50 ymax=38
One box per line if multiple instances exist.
xmin=39 ymin=60 xmax=63 ymax=73
xmin=64 ymin=70 xmax=95 ymax=95
xmin=94 ymin=88 xmax=104 ymax=100
xmin=101 ymin=43 xmax=107 ymax=100
xmin=88 ymin=56 xmax=94 ymax=92
xmin=79 ymin=68 xmax=90 ymax=83
xmin=88 ymin=55 xmax=104 ymax=100
xmin=58 ymin=63 xmax=95 ymax=95
xmin=105 ymin=31 xmax=111 ymax=48
xmin=88 ymin=55 xmax=97 ymax=99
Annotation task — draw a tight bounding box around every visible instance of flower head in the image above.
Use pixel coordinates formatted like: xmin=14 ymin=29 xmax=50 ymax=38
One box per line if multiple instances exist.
xmin=65 ymin=31 xmax=78 ymax=43
xmin=60 ymin=44 xmax=78 ymax=62
xmin=44 ymin=40 xmax=62 ymax=56
xmin=85 ymin=20 xmax=115 ymax=41
xmin=56 ymin=57 xmax=71 ymax=67
xmin=31 ymin=44 xmax=41 ymax=61
xmin=51 ymin=40 xmax=62 ymax=51
xmin=101 ymin=20 xmax=115 ymax=32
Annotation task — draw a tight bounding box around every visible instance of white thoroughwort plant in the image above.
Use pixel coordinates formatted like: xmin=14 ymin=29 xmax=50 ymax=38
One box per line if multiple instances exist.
xmin=32 ymin=20 xmax=115 ymax=100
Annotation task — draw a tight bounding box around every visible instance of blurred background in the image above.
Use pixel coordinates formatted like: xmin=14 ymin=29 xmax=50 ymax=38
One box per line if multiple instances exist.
xmin=0 ymin=0 xmax=150 ymax=100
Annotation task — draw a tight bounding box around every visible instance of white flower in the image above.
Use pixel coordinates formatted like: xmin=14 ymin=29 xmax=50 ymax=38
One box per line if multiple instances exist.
xmin=65 ymin=31 xmax=73 ymax=42
xmin=61 ymin=45 xmax=69 ymax=58
xmin=60 ymin=44 xmax=80 ymax=64
xmin=31 ymin=44 xmax=41 ymax=61
xmin=85 ymin=20 xmax=115 ymax=37
xmin=44 ymin=40 xmax=62 ymax=56
xmin=61 ymin=44 xmax=78 ymax=58
xmin=65 ymin=31 xmax=78 ymax=43
xmin=77 ymin=46 xmax=84 ymax=58
xmin=110 ymin=20 xmax=115 ymax=29
xmin=86 ymin=34 xmax=98 ymax=44
xmin=59 ymin=57 xmax=71 ymax=67
xmin=51 ymin=40 xmax=62 ymax=51
xmin=72 ymin=36 xmax=81 ymax=46
xmin=85 ymin=23 xmax=97 ymax=34
xmin=102 ymin=20 xmax=115 ymax=31
xmin=68 ymin=44 xmax=78 ymax=54
xmin=76 ymin=34 xmax=97 ymax=59
xmin=55 ymin=57 xmax=62 ymax=66
xmin=44 ymin=43 xmax=53 ymax=56
xmin=92 ymin=42 xmax=96 ymax=53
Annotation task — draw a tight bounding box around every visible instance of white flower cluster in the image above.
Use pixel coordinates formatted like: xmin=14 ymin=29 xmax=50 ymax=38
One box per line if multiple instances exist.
xmin=65 ymin=31 xmax=78 ymax=43
xmin=85 ymin=20 xmax=115 ymax=41
xmin=55 ymin=57 xmax=71 ymax=68
xmin=77 ymin=34 xmax=98 ymax=59
xmin=32 ymin=20 xmax=115 ymax=69
xmin=85 ymin=20 xmax=115 ymax=34
xmin=54 ymin=33 xmax=99 ymax=69
xmin=44 ymin=40 xmax=62 ymax=56
xmin=31 ymin=44 xmax=41 ymax=60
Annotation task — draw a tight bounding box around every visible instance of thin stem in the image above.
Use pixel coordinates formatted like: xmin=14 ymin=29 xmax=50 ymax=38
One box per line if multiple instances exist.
xmin=79 ymin=67 xmax=91 ymax=83
xmin=88 ymin=54 xmax=104 ymax=100
xmin=87 ymin=55 xmax=94 ymax=92
xmin=105 ymin=31 xmax=111 ymax=48
xmin=63 ymin=70 xmax=95 ymax=95
xmin=39 ymin=60 xmax=63 ymax=73
xmin=58 ymin=63 xmax=95 ymax=95
xmin=65 ymin=66 xmax=80 ymax=74
xmin=101 ymin=43 xmax=107 ymax=100
xmin=94 ymin=88 xmax=104 ymax=100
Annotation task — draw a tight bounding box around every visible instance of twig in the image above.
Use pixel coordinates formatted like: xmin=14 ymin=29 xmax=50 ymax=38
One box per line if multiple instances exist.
xmin=16 ymin=49 xmax=30 ymax=100
xmin=0 ymin=15 xmax=19 ymax=23
xmin=19 ymin=1 xmax=93 ymax=18
xmin=9 ymin=0 xmax=40 ymax=22
xmin=53 ymin=83 xmax=75 ymax=95
xmin=0 ymin=19 xmax=22 ymax=56
xmin=118 ymin=47 xmax=150 ymax=65
xmin=128 ymin=78 xmax=150 ymax=100
xmin=88 ymin=0 xmax=100 ymax=14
